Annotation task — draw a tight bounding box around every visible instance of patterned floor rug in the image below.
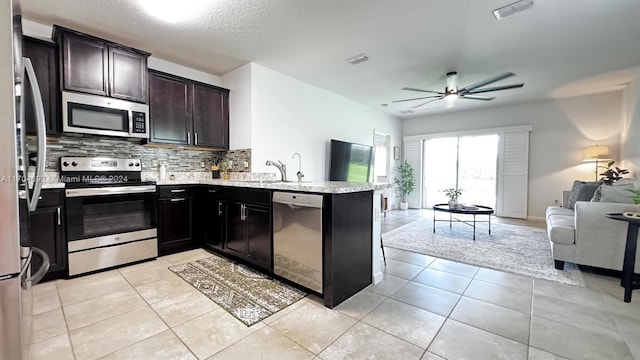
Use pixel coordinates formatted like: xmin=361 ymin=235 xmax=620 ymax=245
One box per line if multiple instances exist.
xmin=169 ymin=255 xmax=307 ymax=326
xmin=383 ymin=217 xmax=586 ymax=287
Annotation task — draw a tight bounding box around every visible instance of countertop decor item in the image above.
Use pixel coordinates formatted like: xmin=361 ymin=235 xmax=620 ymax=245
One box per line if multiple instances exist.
xmin=220 ymin=160 xmax=231 ymax=180
xmin=395 ymin=160 xmax=415 ymax=210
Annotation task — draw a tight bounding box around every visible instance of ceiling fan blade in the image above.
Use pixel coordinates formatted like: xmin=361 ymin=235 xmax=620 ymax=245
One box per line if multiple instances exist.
xmin=401 ymin=87 xmax=444 ymax=95
xmin=463 ymin=83 xmax=524 ymax=95
xmin=411 ymin=97 xmax=444 ymax=109
xmin=459 ymin=72 xmax=515 ymax=94
xmin=392 ymin=95 xmax=442 ymax=103
xmin=459 ymin=95 xmax=495 ymax=101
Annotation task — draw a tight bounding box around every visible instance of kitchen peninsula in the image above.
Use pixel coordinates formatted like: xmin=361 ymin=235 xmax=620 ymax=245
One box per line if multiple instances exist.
xmin=155 ymin=177 xmax=389 ymax=308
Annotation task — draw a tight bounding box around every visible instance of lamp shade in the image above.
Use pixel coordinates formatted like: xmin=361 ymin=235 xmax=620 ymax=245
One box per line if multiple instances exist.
xmin=583 ymin=145 xmax=611 ymax=162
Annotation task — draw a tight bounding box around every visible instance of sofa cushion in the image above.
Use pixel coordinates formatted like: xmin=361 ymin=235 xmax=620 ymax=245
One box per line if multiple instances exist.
xmin=547 ymin=214 xmax=575 ymax=245
xmin=546 ymin=206 xmax=574 ymax=219
xmin=567 ymin=180 xmax=600 ymax=209
xmin=592 ymin=184 xmax=635 ymax=203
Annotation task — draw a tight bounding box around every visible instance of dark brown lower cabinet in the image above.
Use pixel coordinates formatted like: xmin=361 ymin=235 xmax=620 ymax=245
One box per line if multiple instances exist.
xmin=223 ymin=202 xmax=272 ymax=270
xmin=201 ymin=187 xmax=224 ymax=250
xmin=29 ymin=189 xmax=67 ymax=281
xmin=158 ymin=187 xmax=198 ymax=255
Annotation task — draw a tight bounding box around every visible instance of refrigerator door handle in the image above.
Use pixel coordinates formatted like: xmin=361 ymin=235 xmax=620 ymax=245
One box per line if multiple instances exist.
xmin=23 ymin=57 xmax=46 ymax=212
xmin=25 ymin=247 xmax=50 ymax=289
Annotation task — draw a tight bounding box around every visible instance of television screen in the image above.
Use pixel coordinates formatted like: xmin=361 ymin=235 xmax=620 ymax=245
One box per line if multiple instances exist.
xmin=329 ymin=139 xmax=374 ymax=183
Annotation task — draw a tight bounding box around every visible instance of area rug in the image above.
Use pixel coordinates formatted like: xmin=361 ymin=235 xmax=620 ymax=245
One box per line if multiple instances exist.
xmin=169 ymin=255 xmax=307 ymax=326
xmin=383 ymin=217 xmax=586 ymax=287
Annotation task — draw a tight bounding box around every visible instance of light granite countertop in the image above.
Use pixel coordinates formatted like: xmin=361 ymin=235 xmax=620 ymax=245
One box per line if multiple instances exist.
xmin=155 ymin=179 xmax=390 ymax=194
xmin=36 ymin=171 xmax=392 ymax=193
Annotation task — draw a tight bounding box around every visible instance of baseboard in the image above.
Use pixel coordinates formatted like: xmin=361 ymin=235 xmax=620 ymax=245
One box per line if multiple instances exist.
xmin=373 ymin=271 xmax=384 ymax=285
xmin=527 ymin=216 xmax=545 ymax=222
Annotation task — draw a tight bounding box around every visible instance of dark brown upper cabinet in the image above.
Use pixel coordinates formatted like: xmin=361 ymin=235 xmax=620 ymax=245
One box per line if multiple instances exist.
xmin=148 ymin=70 xmax=229 ymax=149
xmin=23 ymin=37 xmax=60 ymax=136
xmin=54 ymin=26 xmax=150 ymax=103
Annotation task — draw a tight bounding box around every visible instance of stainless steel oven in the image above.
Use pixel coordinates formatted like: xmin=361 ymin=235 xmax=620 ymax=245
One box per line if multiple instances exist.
xmin=61 ymin=157 xmax=157 ymax=276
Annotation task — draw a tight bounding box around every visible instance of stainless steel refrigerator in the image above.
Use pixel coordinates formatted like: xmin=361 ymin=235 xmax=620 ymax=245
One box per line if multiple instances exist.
xmin=1 ymin=0 xmax=51 ymax=359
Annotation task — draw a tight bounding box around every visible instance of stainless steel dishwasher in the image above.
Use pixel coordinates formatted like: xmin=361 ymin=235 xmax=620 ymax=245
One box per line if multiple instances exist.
xmin=272 ymin=192 xmax=324 ymax=293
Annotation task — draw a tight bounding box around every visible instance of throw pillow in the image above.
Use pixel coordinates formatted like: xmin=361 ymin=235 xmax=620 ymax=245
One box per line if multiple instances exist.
xmin=574 ymin=183 xmax=600 ymax=203
xmin=596 ymin=184 xmax=635 ymax=203
xmin=567 ymin=180 xmax=600 ymax=209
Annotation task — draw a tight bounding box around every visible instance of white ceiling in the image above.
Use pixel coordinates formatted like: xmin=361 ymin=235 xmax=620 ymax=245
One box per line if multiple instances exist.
xmin=21 ymin=0 xmax=640 ymax=119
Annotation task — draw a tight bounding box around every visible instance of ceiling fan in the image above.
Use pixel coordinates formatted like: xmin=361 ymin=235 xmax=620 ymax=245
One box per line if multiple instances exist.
xmin=393 ymin=71 xmax=524 ymax=109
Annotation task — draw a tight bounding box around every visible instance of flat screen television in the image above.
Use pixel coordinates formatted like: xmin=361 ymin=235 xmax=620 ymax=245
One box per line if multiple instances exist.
xmin=329 ymin=139 xmax=374 ymax=183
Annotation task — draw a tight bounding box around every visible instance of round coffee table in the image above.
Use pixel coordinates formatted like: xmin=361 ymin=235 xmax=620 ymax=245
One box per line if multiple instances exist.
xmin=433 ymin=204 xmax=494 ymax=240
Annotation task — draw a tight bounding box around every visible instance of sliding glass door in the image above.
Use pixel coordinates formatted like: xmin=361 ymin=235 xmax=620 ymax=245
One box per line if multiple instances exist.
xmin=423 ymin=134 xmax=499 ymax=208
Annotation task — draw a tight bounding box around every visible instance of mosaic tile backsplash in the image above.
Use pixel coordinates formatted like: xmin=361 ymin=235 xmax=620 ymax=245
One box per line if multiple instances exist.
xmin=29 ymin=134 xmax=252 ymax=173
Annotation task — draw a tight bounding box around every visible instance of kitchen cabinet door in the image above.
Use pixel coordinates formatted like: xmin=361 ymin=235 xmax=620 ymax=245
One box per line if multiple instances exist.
xmin=245 ymin=204 xmax=272 ymax=269
xmin=23 ymin=37 xmax=60 ymax=136
xmin=60 ymin=32 xmax=109 ymax=97
xmin=158 ymin=197 xmax=195 ymax=255
xmin=28 ymin=190 xmax=67 ymax=282
xmin=192 ymin=84 xmax=229 ymax=149
xmin=109 ymin=47 xmax=147 ymax=103
xmin=56 ymin=26 xmax=150 ymax=103
xmin=149 ymin=71 xmax=191 ymax=145
xmin=202 ymin=188 xmax=225 ymax=250
xmin=224 ymin=203 xmax=246 ymax=256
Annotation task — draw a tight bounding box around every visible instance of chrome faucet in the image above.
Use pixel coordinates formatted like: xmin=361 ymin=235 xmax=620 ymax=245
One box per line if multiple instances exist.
xmin=292 ymin=152 xmax=304 ymax=182
xmin=265 ymin=160 xmax=287 ymax=182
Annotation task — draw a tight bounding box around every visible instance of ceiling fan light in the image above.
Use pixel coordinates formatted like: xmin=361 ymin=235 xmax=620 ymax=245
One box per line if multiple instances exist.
xmin=444 ymin=93 xmax=458 ymax=101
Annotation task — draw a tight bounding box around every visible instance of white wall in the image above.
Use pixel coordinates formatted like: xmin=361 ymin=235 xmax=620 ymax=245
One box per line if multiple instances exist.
xmin=403 ymin=92 xmax=624 ymax=220
xmin=621 ymin=69 xmax=640 ymax=176
xmin=245 ymin=63 xmax=402 ymax=186
xmin=221 ymin=63 xmax=252 ymax=150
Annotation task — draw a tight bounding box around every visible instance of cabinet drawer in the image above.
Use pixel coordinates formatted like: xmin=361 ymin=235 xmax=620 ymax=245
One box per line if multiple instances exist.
xmin=225 ymin=188 xmax=271 ymax=206
xmin=158 ymin=186 xmax=196 ymax=198
xmin=37 ymin=189 xmax=64 ymax=208
xmin=203 ymin=186 xmax=224 ymax=199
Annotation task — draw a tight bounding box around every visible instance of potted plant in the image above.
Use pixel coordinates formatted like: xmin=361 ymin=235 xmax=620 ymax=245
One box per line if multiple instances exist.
xmin=220 ymin=160 xmax=231 ymax=180
xmin=395 ymin=160 xmax=415 ymax=210
xmin=443 ymin=188 xmax=463 ymax=209
xmin=599 ymin=161 xmax=629 ymax=185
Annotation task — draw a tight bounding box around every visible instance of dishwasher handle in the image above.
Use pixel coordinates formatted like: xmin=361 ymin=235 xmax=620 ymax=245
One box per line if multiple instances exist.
xmin=272 ymin=192 xmax=323 ymax=209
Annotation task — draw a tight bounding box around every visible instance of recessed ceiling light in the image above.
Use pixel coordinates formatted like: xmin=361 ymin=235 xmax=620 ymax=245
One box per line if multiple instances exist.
xmin=138 ymin=0 xmax=209 ymax=24
xmin=493 ymin=0 xmax=534 ymax=20
xmin=346 ymin=53 xmax=369 ymax=65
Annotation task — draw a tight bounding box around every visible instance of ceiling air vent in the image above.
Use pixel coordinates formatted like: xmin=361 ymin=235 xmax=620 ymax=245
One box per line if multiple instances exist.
xmin=493 ymin=0 xmax=534 ymax=20
xmin=347 ymin=53 xmax=369 ymax=65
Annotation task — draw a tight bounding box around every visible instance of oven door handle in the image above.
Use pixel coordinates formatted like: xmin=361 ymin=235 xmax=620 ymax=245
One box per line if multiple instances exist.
xmin=65 ymin=185 xmax=156 ymax=197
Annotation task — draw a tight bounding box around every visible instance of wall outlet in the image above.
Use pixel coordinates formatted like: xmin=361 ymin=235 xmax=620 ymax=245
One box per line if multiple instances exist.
xmin=243 ymin=161 xmax=249 ymax=168
xmin=200 ymin=161 xmax=205 ymax=168
xmin=228 ymin=160 xmax=233 ymax=169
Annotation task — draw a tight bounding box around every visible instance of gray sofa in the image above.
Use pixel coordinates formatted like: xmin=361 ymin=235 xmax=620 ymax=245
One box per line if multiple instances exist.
xmin=546 ymin=191 xmax=640 ymax=271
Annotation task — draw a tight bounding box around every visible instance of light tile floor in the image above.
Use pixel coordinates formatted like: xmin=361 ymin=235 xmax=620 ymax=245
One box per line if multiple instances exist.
xmin=28 ymin=210 xmax=640 ymax=359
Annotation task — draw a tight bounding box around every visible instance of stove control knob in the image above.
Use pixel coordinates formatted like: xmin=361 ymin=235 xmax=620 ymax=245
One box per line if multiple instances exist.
xmin=71 ymin=161 xmax=78 ymax=167
xmin=62 ymin=161 xmax=69 ymax=167
xmin=128 ymin=162 xmax=134 ymax=167
xmin=134 ymin=162 xmax=140 ymax=167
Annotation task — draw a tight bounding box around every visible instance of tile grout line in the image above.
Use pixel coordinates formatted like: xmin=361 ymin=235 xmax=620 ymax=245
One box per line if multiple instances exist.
xmin=54 ymin=279 xmax=78 ymax=360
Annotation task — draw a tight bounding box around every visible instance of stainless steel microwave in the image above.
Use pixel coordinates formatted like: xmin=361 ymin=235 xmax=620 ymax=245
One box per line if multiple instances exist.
xmin=62 ymin=91 xmax=149 ymax=138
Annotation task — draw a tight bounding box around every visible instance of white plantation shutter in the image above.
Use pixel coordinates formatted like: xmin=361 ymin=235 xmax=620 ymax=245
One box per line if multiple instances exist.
xmin=497 ymin=131 xmax=529 ymax=218
xmin=403 ymin=139 xmax=422 ymax=208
